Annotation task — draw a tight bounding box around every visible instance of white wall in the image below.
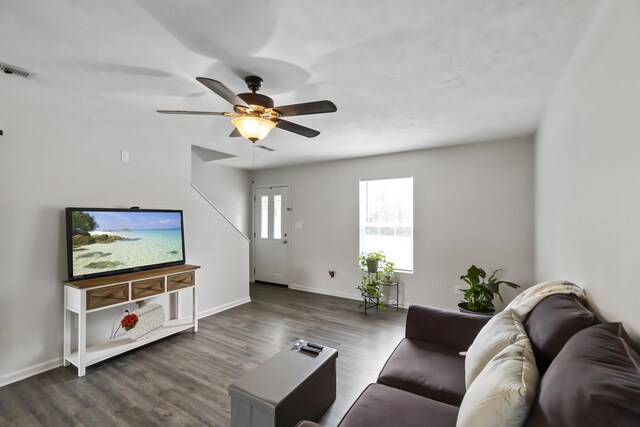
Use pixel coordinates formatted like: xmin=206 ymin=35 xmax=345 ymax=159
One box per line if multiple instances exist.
xmin=0 ymin=82 xmax=250 ymax=386
xmin=536 ymin=0 xmax=640 ymax=339
xmin=191 ymin=147 xmax=252 ymax=239
xmin=254 ymin=137 xmax=534 ymax=310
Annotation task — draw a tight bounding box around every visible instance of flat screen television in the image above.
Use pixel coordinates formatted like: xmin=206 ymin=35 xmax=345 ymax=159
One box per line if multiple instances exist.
xmin=65 ymin=207 xmax=186 ymax=281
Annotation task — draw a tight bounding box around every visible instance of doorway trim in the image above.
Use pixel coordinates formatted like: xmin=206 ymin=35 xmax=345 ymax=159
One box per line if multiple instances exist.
xmin=252 ymin=183 xmax=291 ymax=285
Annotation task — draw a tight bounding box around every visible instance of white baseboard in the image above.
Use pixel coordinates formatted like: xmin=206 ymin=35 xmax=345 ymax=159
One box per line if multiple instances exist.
xmin=198 ymin=296 xmax=252 ymax=319
xmin=288 ymin=283 xmax=410 ymax=308
xmin=0 ymin=297 xmax=252 ymax=389
xmin=0 ymin=357 xmax=63 ymax=388
xmin=288 ymin=283 xmax=362 ymax=301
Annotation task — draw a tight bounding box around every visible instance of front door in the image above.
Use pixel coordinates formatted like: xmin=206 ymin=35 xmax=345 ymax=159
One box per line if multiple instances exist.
xmin=254 ymin=185 xmax=290 ymax=285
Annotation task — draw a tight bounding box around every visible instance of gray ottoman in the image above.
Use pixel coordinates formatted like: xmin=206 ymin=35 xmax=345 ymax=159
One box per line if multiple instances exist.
xmin=229 ymin=343 xmax=338 ymax=427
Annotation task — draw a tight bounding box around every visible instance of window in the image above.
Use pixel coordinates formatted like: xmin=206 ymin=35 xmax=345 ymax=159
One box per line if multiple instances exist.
xmin=359 ymin=177 xmax=413 ymax=272
xmin=273 ymin=195 xmax=282 ymax=239
xmin=260 ymin=195 xmax=269 ymax=239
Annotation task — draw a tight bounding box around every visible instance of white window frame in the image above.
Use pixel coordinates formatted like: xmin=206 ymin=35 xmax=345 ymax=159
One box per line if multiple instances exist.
xmin=359 ymin=177 xmax=414 ymax=273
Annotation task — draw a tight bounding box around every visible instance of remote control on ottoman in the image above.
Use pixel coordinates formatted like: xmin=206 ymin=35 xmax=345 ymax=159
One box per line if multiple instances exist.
xmin=300 ymin=345 xmax=322 ymax=354
xmin=306 ymin=342 xmax=324 ymax=350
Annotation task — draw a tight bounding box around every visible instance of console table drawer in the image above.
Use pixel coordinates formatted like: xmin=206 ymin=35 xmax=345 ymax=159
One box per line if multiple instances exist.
xmin=132 ymin=277 xmax=165 ymax=300
xmin=167 ymin=271 xmax=194 ymax=291
xmin=86 ymin=284 xmax=129 ymax=310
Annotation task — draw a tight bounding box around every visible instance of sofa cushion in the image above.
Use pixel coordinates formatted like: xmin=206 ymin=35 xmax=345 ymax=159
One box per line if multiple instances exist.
xmin=465 ymin=309 xmax=527 ymax=388
xmin=457 ymin=338 xmax=539 ymax=427
xmin=524 ymin=293 xmax=594 ymax=372
xmin=339 ymin=383 xmax=459 ymax=427
xmin=405 ymin=305 xmax=491 ymax=350
xmin=526 ymin=323 xmax=640 ymax=427
xmin=378 ymin=338 xmax=466 ymax=406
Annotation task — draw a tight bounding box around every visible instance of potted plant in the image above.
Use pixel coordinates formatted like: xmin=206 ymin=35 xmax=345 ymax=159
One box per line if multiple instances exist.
xmin=458 ymin=265 xmax=520 ymax=315
xmin=382 ymin=261 xmax=395 ymax=283
xmin=358 ymin=275 xmax=383 ymax=298
xmin=358 ymin=251 xmax=386 ymax=273
xmin=357 ymin=251 xmax=393 ymax=309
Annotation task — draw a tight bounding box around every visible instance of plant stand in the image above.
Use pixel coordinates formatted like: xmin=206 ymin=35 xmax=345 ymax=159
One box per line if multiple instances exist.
xmin=360 ymin=267 xmax=383 ymax=315
xmin=362 ymin=294 xmax=380 ymax=315
xmin=381 ymin=281 xmax=400 ymax=311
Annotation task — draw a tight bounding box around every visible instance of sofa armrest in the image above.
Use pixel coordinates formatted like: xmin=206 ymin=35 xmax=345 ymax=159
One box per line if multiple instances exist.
xmin=405 ymin=304 xmax=491 ymax=350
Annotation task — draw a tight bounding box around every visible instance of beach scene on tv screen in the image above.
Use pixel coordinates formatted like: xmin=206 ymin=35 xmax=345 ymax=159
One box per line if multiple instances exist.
xmin=70 ymin=210 xmax=184 ymax=277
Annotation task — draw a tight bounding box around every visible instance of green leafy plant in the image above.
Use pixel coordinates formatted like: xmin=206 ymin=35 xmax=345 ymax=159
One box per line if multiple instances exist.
xmin=359 ymin=275 xmax=383 ymax=298
xmin=459 ymin=265 xmax=520 ymax=313
xmin=382 ymin=261 xmax=395 ymax=282
xmin=357 ymin=251 xmax=394 ymax=309
xmin=358 ymin=251 xmax=387 ymax=272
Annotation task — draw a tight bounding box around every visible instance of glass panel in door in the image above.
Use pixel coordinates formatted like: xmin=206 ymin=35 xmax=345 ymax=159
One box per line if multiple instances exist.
xmin=273 ymin=195 xmax=282 ymax=239
xmin=260 ymin=195 xmax=269 ymax=239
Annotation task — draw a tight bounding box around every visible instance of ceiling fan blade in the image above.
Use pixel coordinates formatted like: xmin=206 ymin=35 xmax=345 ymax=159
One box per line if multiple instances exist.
xmin=274 ymin=119 xmax=320 ymax=138
xmin=195 ymin=77 xmax=249 ymax=107
xmin=157 ymin=110 xmax=227 ymax=115
xmin=229 ymin=128 xmax=242 ymax=137
xmin=273 ymin=100 xmax=337 ymax=117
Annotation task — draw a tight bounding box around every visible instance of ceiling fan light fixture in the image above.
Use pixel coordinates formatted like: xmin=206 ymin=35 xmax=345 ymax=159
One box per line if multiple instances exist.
xmin=159 ymin=76 xmax=336 ymax=140
xmin=230 ymin=116 xmax=276 ymax=142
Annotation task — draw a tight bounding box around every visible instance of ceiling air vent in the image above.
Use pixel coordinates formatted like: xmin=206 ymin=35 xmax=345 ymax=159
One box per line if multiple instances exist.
xmin=0 ymin=62 xmax=32 ymax=78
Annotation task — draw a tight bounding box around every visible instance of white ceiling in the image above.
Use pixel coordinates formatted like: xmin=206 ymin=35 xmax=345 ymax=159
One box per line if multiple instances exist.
xmin=0 ymin=0 xmax=600 ymax=169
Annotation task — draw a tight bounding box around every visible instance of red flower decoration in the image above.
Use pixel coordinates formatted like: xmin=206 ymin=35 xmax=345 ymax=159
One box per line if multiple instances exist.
xmin=121 ymin=313 xmax=138 ymax=331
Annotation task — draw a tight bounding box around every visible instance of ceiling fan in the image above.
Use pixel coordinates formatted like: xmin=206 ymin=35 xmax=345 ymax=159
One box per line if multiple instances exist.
xmin=158 ymin=76 xmax=337 ymax=143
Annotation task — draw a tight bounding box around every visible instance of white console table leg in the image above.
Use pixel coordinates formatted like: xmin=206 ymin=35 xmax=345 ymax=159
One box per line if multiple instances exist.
xmin=63 ymin=308 xmax=71 ymax=367
xmin=78 ymin=291 xmax=87 ymax=377
xmin=175 ymin=290 xmax=181 ymax=320
xmin=193 ymin=285 xmax=198 ymax=333
xmin=63 ymin=289 xmax=71 ymax=367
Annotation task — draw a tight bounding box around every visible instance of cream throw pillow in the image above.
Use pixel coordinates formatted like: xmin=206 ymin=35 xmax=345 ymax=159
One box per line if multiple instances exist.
xmin=465 ymin=309 xmax=527 ymax=388
xmin=457 ymin=338 xmax=539 ymax=427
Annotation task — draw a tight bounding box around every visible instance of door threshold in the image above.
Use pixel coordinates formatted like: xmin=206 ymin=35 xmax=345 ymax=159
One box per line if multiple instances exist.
xmin=252 ymin=281 xmax=288 ymax=287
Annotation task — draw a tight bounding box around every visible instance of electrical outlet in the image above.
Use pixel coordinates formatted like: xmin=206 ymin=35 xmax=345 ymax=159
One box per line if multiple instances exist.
xmin=121 ymin=150 xmax=130 ymax=162
xmin=455 ymin=286 xmax=463 ymax=295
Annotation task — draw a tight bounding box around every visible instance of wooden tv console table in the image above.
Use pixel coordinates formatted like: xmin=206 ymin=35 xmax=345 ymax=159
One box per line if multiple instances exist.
xmin=63 ymin=264 xmax=200 ymax=377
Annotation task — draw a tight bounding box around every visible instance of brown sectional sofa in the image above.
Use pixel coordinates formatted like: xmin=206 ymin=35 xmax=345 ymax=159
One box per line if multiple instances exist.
xmin=377 ymin=305 xmax=488 ymax=407
xmin=339 ymin=305 xmax=489 ymax=426
xmin=301 ymin=294 xmax=640 ymax=426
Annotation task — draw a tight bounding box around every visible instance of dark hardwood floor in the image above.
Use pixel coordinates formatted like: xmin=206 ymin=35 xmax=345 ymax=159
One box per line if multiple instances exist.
xmin=0 ymin=283 xmax=407 ymax=426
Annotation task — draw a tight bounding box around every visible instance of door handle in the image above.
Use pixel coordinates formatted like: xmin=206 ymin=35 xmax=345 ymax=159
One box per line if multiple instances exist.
xmin=283 ymin=240 xmax=288 ymax=244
